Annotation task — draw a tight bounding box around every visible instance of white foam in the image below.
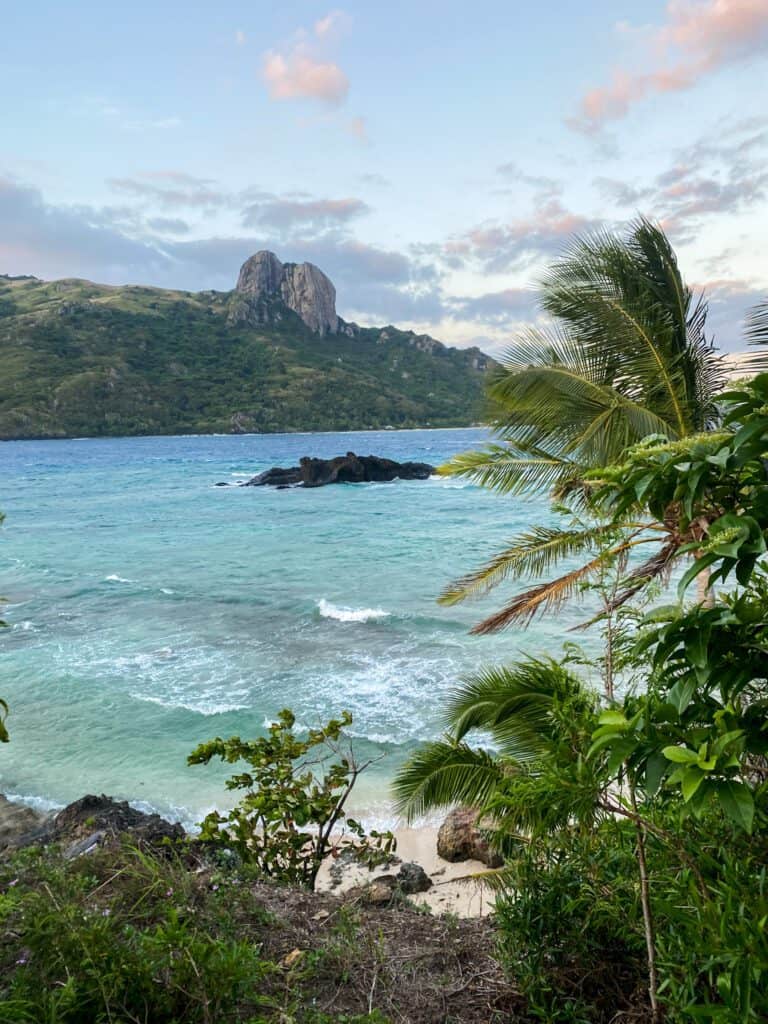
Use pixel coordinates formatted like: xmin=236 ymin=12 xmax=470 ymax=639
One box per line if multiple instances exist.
xmin=318 ymin=598 xmax=390 ymax=623
xmin=129 ymin=692 xmax=249 ymax=715
xmin=160 ymin=588 xmax=175 ymax=595
xmin=105 ymin=574 xmax=134 ymax=584
xmin=4 ymin=791 xmax=63 ymax=814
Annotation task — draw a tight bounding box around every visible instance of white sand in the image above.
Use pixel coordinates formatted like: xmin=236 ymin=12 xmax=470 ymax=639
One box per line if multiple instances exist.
xmin=316 ymin=826 xmax=496 ymax=918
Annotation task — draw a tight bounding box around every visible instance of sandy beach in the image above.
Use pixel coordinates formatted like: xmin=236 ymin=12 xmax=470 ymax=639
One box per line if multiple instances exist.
xmin=317 ymin=826 xmax=496 ymax=918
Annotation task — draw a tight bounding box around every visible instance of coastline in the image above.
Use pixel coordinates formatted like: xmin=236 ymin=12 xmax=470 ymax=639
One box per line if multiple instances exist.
xmin=0 ymin=793 xmax=494 ymax=918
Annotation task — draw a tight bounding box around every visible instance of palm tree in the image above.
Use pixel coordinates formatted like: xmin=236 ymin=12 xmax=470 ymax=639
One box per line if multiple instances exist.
xmin=439 ymin=218 xmax=730 ymax=632
xmin=393 ymin=658 xmax=594 ymax=820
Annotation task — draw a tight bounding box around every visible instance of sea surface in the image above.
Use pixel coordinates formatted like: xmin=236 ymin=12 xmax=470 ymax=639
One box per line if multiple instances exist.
xmin=1 ymin=429 xmax=597 ymax=827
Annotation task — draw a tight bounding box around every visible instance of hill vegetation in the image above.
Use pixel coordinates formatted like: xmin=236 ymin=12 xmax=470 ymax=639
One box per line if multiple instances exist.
xmin=0 ymin=273 xmax=492 ymax=440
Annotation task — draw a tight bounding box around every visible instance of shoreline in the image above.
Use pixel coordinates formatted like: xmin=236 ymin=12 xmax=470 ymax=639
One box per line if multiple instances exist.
xmin=316 ymin=826 xmax=495 ymax=918
xmin=0 ymin=793 xmax=495 ymax=918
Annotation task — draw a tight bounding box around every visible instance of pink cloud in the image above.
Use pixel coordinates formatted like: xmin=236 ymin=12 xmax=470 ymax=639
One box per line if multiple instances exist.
xmin=574 ymin=1 xmax=768 ymax=130
xmin=263 ymin=52 xmax=349 ymax=105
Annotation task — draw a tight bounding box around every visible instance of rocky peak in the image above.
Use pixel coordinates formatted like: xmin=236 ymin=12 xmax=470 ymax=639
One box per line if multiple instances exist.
xmin=233 ymin=251 xmax=339 ymax=336
xmin=236 ymin=250 xmax=284 ymax=297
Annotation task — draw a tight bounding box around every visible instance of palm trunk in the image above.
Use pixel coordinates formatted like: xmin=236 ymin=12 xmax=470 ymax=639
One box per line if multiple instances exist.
xmin=696 ymin=564 xmax=714 ymax=608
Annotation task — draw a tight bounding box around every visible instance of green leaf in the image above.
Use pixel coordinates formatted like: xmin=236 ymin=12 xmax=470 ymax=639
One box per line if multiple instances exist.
xmin=597 ymin=709 xmax=628 ymax=727
xmin=679 ymin=552 xmax=718 ymax=597
xmin=716 ymin=780 xmax=754 ymax=833
xmin=681 ymin=766 xmax=705 ymax=802
xmin=662 ymin=745 xmax=699 ymax=764
xmin=644 ymin=752 xmax=668 ymax=798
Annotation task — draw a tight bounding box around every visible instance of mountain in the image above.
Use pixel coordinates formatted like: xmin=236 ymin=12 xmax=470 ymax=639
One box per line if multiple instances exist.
xmin=0 ymin=254 xmax=494 ymax=440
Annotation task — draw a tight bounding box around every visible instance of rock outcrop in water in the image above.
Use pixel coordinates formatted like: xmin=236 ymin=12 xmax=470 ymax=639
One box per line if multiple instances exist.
xmin=245 ymin=452 xmax=435 ymax=488
xmin=231 ymin=250 xmax=340 ymax=335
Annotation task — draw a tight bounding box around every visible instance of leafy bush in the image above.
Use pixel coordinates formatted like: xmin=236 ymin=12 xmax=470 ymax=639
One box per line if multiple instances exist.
xmin=189 ymin=709 xmax=395 ymax=890
xmin=495 ymin=825 xmax=646 ymax=1023
xmin=0 ymin=846 xmax=276 ymax=1024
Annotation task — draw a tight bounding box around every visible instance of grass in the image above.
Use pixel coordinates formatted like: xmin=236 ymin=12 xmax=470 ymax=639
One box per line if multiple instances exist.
xmin=0 ymin=840 xmax=522 ymax=1024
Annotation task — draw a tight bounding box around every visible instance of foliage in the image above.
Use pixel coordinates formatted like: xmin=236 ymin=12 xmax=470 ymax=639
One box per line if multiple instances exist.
xmin=0 ymin=841 xmax=518 ymax=1024
xmin=441 ymin=217 xmax=728 ymax=502
xmin=393 ymin=659 xmax=596 ymax=821
xmin=495 ymin=824 xmax=647 ymax=1022
xmin=189 ymin=710 xmax=395 ymax=891
xmin=0 ymin=845 xmax=277 ymax=1023
xmin=432 ymin=225 xmax=768 ymax=636
xmin=398 ymin=369 xmax=768 ymax=1020
xmin=0 ymin=276 xmax=491 ymax=439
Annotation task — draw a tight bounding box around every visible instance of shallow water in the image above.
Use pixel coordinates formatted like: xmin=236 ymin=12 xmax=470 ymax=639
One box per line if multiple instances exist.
xmin=1 ymin=429 xmax=596 ymax=827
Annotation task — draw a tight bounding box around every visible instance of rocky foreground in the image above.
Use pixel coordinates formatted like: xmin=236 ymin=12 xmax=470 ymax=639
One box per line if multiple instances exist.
xmin=242 ymin=451 xmax=436 ymax=488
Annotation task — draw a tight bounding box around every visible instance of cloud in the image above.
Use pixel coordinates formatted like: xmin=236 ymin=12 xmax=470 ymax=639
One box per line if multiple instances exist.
xmin=358 ymin=172 xmax=390 ymax=187
xmin=314 ymin=10 xmax=348 ymax=39
xmin=262 ymin=52 xmax=349 ymax=105
xmin=108 ymin=176 xmax=228 ymax=209
xmin=444 ymin=199 xmax=602 ymax=273
xmin=235 ymin=29 xmax=246 ymax=46
xmin=594 ymin=118 xmax=768 ymax=238
xmin=451 ymin=287 xmax=539 ymax=325
xmin=0 ymin=178 xmax=172 ymax=282
xmin=241 ymin=196 xmax=369 ymax=232
xmin=593 ymin=177 xmax=655 ymax=207
xmin=146 ymin=216 xmax=191 ymax=235
xmin=694 ymin=277 xmax=768 ymax=350
xmin=573 ymin=1 xmax=768 ymax=131
xmin=496 ymin=162 xmax=562 ymax=197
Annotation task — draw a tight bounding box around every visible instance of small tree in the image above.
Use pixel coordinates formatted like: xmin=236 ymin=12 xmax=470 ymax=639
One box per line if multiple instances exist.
xmin=189 ymin=709 xmax=395 ymax=891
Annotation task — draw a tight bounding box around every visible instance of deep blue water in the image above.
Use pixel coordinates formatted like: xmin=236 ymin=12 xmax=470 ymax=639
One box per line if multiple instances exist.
xmin=1 ymin=429 xmax=591 ymax=826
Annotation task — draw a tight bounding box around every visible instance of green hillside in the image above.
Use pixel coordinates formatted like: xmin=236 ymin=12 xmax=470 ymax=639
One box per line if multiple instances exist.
xmin=0 ymin=274 xmax=493 ymax=440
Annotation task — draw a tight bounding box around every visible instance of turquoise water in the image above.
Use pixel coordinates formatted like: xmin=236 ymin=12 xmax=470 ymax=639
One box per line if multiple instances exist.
xmin=1 ymin=429 xmax=593 ymax=827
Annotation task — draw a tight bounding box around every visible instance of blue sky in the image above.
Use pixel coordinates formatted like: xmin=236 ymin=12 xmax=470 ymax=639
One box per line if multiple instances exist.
xmin=2 ymin=0 xmax=767 ymax=352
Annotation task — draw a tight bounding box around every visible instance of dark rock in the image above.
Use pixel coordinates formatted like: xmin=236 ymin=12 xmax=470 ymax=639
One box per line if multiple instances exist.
xmin=437 ymin=807 xmax=502 ymax=868
xmin=2 ymin=793 xmax=184 ymax=854
xmin=396 ymin=862 xmax=433 ymax=894
xmin=245 ymin=452 xmax=435 ymax=488
xmin=246 ymin=465 xmax=303 ymax=487
xmin=52 ymin=794 xmax=184 ymax=847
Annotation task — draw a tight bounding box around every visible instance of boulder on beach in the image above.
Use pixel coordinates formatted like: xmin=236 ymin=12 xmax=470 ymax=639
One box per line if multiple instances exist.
xmin=245 ymin=452 xmax=435 ymax=488
xmin=437 ymin=807 xmax=503 ymax=868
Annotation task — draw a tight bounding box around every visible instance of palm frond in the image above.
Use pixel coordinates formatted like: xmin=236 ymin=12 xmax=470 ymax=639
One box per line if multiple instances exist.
xmin=438 ymin=523 xmax=618 ymax=605
xmin=468 ymin=538 xmax=650 ymax=633
xmin=392 ymin=740 xmax=506 ymax=822
xmin=746 ymin=299 xmax=768 ymax=347
xmin=538 ymin=217 xmax=718 ymax=437
xmin=445 ymin=659 xmax=590 ymax=760
xmin=439 ymin=442 xmax=582 ymax=496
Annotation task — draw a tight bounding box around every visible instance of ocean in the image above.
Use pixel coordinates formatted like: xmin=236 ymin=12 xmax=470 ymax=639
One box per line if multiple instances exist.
xmin=1 ymin=429 xmax=595 ymax=827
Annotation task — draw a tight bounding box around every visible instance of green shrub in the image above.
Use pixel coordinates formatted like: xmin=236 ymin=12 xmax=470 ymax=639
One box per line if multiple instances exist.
xmin=0 ymin=846 xmax=276 ymax=1023
xmin=495 ymin=824 xmax=647 ymax=1023
xmin=188 ymin=709 xmax=395 ymax=891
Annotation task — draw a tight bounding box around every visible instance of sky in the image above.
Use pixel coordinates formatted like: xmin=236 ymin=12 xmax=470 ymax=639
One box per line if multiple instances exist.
xmin=1 ymin=0 xmax=767 ymax=354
